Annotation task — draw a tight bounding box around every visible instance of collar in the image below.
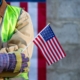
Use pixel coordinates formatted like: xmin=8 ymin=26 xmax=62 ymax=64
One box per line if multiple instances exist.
xmin=0 ymin=0 xmax=7 ymax=17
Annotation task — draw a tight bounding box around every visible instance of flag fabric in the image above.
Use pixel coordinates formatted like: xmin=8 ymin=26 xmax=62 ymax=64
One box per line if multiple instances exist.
xmin=7 ymin=0 xmax=46 ymax=80
xmin=33 ymin=24 xmax=66 ymax=65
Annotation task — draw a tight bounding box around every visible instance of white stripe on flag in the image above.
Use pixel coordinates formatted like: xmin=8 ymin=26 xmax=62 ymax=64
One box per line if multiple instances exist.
xmin=34 ymin=37 xmax=51 ymax=65
xmin=47 ymin=41 xmax=58 ymax=61
xmin=37 ymin=35 xmax=52 ymax=65
xmin=33 ymin=39 xmax=50 ymax=65
xmin=51 ymin=39 xmax=62 ymax=59
xmin=10 ymin=2 xmax=20 ymax=7
xmin=28 ymin=3 xmax=38 ymax=80
xmin=39 ymin=35 xmax=57 ymax=62
xmin=49 ymin=39 xmax=60 ymax=60
xmin=54 ymin=37 xmax=65 ymax=57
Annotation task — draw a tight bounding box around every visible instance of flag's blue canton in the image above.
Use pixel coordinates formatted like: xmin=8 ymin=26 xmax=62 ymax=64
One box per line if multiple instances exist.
xmin=40 ymin=25 xmax=55 ymax=41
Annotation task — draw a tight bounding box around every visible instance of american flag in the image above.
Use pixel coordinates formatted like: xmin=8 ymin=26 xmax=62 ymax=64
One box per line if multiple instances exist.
xmin=7 ymin=0 xmax=46 ymax=80
xmin=33 ymin=24 xmax=66 ymax=65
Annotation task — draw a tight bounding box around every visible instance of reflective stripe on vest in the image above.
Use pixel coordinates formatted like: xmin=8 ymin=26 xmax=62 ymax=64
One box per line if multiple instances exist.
xmin=1 ymin=5 xmax=21 ymax=42
xmin=1 ymin=5 xmax=29 ymax=79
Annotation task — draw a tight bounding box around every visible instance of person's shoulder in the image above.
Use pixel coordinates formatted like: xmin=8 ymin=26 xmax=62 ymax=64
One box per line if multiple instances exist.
xmin=20 ymin=9 xmax=31 ymax=18
xmin=21 ymin=9 xmax=30 ymax=16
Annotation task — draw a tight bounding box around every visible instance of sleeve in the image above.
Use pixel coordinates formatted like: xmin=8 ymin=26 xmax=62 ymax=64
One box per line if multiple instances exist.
xmin=7 ymin=9 xmax=34 ymax=59
xmin=0 ymin=9 xmax=34 ymax=77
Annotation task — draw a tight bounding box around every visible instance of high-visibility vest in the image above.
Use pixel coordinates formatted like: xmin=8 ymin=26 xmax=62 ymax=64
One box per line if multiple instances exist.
xmin=1 ymin=5 xmax=29 ymax=80
xmin=1 ymin=5 xmax=21 ymax=42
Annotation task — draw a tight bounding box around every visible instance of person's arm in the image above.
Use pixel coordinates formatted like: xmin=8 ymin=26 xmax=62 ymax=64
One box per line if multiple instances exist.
xmin=7 ymin=9 xmax=34 ymax=59
xmin=0 ymin=9 xmax=34 ymax=77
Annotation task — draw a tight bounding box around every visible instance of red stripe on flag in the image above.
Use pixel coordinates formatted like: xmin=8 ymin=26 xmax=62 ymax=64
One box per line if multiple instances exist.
xmin=38 ymin=35 xmax=53 ymax=64
xmin=38 ymin=2 xmax=46 ymax=80
xmin=20 ymin=2 xmax=28 ymax=11
xmin=55 ymin=37 xmax=66 ymax=57
xmin=38 ymin=35 xmax=55 ymax=64
xmin=46 ymin=41 xmax=58 ymax=62
xmin=33 ymin=38 xmax=50 ymax=65
xmin=49 ymin=39 xmax=61 ymax=60
xmin=52 ymin=38 xmax=63 ymax=59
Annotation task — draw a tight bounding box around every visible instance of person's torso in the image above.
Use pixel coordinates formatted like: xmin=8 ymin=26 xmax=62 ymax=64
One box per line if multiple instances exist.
xmin=0 ymin=5 xmax=29 ymax=80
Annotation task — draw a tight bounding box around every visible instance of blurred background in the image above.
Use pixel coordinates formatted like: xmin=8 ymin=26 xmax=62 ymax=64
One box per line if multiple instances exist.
xmin=47 ymin=0 xmax=80 ymax=80
xmin=7 ymin=0 xmax=80 ymax=80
